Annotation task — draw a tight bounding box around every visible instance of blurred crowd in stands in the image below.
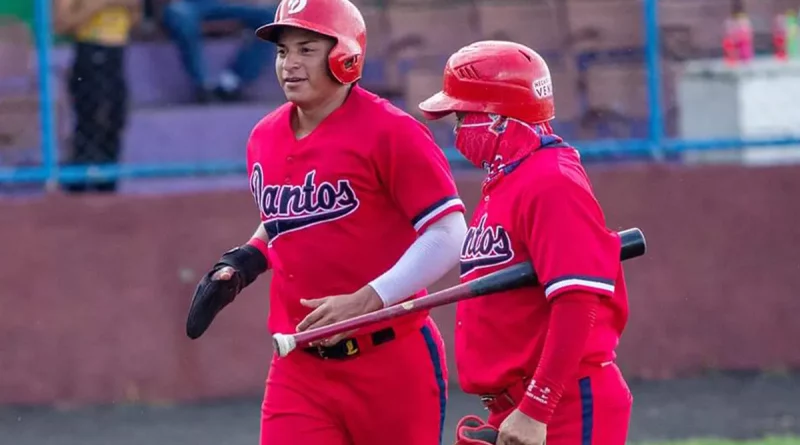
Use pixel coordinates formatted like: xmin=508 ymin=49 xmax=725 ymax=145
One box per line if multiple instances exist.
xmin=1 ymin=0 xmax=281 ymax=192
xmin=1 ymin=0 xmax=796 ymax=193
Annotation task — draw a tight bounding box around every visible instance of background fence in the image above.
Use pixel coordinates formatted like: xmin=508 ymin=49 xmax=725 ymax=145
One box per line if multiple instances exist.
xmin=2 ymin=0 xmax=800 ymax=190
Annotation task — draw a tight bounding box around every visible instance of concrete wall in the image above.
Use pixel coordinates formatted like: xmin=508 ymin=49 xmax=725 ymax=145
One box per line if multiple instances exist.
xmin=3 ymin=162 xmax=800 ymax=406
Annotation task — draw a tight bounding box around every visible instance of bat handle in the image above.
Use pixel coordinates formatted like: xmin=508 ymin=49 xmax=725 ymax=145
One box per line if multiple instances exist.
xmin=273 ymin=333 xmax=297 ymax=358
xmin=619 ymin=227 xmax=646 ymax=260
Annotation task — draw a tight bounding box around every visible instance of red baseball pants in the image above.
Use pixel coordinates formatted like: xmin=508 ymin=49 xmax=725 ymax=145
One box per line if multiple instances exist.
xmin=260 ymin=316 xmax=448 ymax=445
xmin=488 ymin=363 xmax=632 ymax=445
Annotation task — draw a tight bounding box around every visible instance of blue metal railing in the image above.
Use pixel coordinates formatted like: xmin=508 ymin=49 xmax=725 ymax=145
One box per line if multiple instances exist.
xmin=33 ymin=0 xmax=59 ymax=188
xmin=643 ymin=0 xmax=664 ymax=150
xmin=5 ymin=0 xmax=800 ymax=186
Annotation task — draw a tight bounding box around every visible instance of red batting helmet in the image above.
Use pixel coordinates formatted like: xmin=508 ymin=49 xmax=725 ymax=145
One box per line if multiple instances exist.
xmin=419 ymin=40 xmax=555 ymax=124
xmin=256 ymin=0 xmax=367 ymax=85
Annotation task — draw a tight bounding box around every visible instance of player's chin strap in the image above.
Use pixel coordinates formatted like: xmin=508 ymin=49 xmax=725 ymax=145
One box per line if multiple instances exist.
xmin=454 ymin=415 xmax=499 ymax=445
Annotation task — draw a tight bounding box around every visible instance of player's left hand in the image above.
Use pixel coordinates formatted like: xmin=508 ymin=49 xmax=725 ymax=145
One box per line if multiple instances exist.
xmin=296 ymin=285 xmax=384 ymax=346
xmin=497 ymin=409 xmax=547 ymax=445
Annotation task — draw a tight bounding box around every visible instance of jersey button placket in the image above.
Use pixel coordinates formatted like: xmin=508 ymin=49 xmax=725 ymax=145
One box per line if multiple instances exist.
xmin=285 ymin=154 xmax=293 ymax=184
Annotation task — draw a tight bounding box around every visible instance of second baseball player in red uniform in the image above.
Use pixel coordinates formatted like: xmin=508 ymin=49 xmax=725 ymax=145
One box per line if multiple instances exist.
xmin=186 ymin=1 xmax=467 ymax=444
xmin=419 ymin=41 xmax=634 ymax=445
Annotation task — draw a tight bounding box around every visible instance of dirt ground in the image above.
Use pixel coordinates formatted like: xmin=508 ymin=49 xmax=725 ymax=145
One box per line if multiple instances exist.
xmin=2 ymin=371 xmax=799 ymax=445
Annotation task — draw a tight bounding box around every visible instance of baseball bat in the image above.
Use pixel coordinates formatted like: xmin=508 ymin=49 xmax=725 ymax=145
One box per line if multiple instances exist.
xmin=273 ymin=227 xmax=646 ymax=358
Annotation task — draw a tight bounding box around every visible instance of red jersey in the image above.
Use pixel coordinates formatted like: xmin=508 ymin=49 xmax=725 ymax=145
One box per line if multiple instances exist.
xmin=454 ymin=145 xmax=629 ymax=395
xmin=246 ymin=86 xmax=465 ymax=335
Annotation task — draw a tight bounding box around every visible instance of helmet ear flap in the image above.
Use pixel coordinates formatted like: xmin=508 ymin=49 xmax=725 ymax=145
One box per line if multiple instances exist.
xmin=327 ymin=42 xmax=363 ymax=84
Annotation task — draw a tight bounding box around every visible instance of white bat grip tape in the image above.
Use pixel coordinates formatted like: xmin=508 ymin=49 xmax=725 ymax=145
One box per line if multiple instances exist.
xmin=273 ymin=333 xmax=297 ymax=357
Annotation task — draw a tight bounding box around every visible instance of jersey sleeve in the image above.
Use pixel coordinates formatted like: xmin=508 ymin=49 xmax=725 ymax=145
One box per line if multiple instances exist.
xmin=376 ymin=116 xmax=465 ymax=233
xmin=524 ymin=176 xmax=621 ymax=300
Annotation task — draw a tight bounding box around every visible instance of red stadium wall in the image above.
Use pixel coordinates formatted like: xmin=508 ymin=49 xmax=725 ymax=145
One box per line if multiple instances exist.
xmin=3 ymin=163 xmax=800 ymax=406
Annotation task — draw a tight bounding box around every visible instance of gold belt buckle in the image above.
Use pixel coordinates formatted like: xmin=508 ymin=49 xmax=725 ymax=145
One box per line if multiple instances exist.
xmin=479 ymin=394 xmax=496 ymax=410
xmin=479 ymin=392 xmax=514 ymax=411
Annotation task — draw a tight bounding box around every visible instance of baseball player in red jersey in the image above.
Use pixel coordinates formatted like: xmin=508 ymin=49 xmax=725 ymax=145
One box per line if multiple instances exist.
xmin=186 ymin=1 xmax=467 ymax=444
xmin=418 ymin=41 xmax=634 ymax=445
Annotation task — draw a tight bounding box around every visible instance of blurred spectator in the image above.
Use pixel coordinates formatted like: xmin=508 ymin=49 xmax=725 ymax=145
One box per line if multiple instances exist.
xmin=160 ymin=0 xmax=278 ymax=103
xmin=53 ymin=0 xmax=141 ymax=194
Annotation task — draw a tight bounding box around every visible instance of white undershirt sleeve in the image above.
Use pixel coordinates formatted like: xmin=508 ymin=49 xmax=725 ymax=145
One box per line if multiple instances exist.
xmin=369 ymin=211 xmax=467 ymax=307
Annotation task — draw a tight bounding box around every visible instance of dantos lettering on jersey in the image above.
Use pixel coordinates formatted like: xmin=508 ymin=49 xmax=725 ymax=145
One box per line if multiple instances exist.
xmin=459 ymin=214 xmax=514 ymax=276
xmin=250 ymin=165 xmax=360 ymax=241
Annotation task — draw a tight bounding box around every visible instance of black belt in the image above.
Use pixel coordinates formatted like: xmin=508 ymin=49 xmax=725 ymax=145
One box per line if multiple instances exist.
xmin=303 ymin=327 xmax=397 ymax=360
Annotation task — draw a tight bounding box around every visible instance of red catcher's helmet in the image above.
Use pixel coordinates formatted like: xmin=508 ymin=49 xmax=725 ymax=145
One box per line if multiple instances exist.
xmin=256 ymin=0 xmax=367 ymax=85
xmin=419 ymin=40 xmax=555 ymax=124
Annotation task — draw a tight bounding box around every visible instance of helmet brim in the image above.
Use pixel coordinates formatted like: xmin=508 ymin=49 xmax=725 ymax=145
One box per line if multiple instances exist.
xmin=256 ymin=20 xmax=337 ymax=43
xmin=418 ymin=91 xmax=462 ymax=120
xmin=255 ymin=22 xmax=284 ymax=42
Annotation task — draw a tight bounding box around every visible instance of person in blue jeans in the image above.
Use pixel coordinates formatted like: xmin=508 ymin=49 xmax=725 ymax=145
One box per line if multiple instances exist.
xmin=161 ymin=0 xmax=278 ymax=102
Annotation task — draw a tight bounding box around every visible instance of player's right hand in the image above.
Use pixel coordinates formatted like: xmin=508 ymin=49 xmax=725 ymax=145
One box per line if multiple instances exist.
xmin=186 ymin=265 xmax=245 ymax=340
xmin=212 ymin=266 xmax=236 ymax=281
xmin=185 ymin=245 xmax=268 ymax=340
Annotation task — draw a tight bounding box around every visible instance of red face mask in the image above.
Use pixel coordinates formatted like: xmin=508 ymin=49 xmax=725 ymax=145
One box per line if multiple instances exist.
xmin=454 ymin=113 xmax=562 ymax=181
